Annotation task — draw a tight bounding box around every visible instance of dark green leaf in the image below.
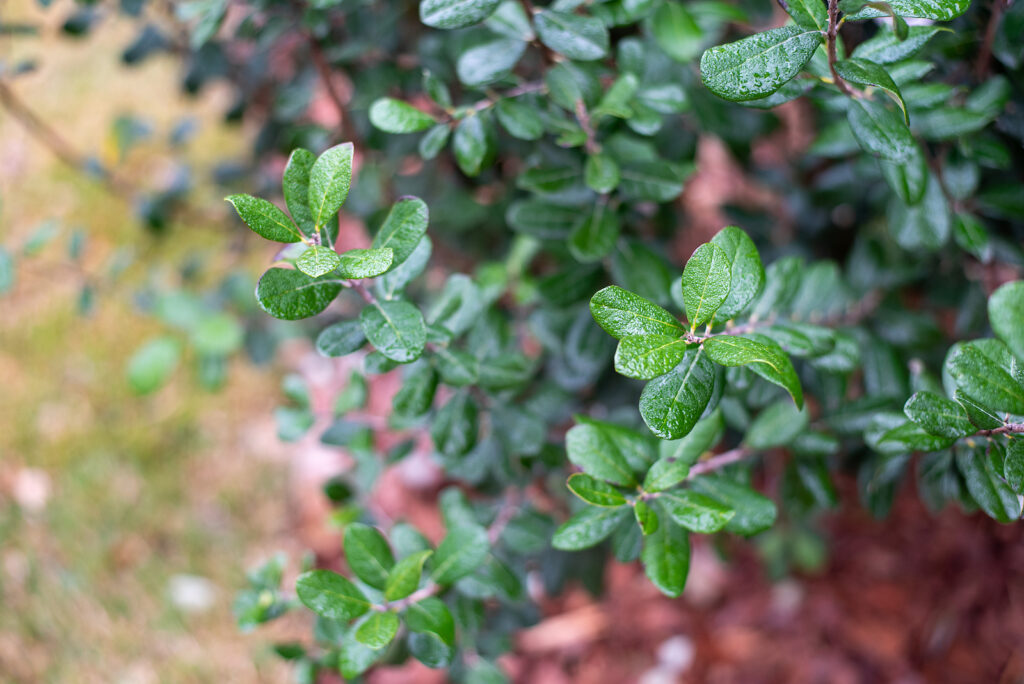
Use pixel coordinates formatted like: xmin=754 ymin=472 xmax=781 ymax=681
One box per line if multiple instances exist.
xmin=568 ymin=202 xmax=620 ymax=263
xmin=316 ymin=320 xmax=366 ymax=358
xmin=590 ymin=285 xmax=685 ymax=339
xmin=639 ymin=348 xmax=716 ymax=440
xmin=710 ymin=226 xmax=764 ymax=322
xmin=566 ymin=421 xmax=639 ymax=487
xmin=847 ymin=97 xmax=915 ymax=162
xmin=689 ymin=477 xmax=777 ymax=536
xmin=256 ymin=267 xmax=342 ymax=320
xmin=534 ymin=10 xmax=609 ymax=61
xmin=420 ymin=0 xmax=501 ymax=29
xmin=614 ymin=334 xmax=690 ymax=380
xmin=682 ymin=242 xmax=732 ymax=330
xmin=702 ymin=335 xmax=804 ymax=409
xmin=957 ymin=447 xmax=1022 ymax=523
xmin=308 ymin=143 xmax=354 ymax=230
xmin=344 ymin=523 xmax=395 ymax=590
xmin=658 ymin=490 xmax=735 ymax=533
xmin=552 ymin=506 xmax=630 ymax=550
xmin=431 ymin=524 xmax=490 ymax=584
xmin=947 ymin=342 xmax=1024 ymax=415
xmin=567 ymin=473 xmax=628 ymax=507
xmin=835 ymin=59 xmax=907 ymax=122
xmin=226 ymin=194 xmax=303 ymax=243
xmin=295 ymin=569 xmax=370 ymax=621
xmin=989 ymin=281 xmax=1024 ymax=362
xmin=904 ymin=391 xmax=975 ymax=439
xmin=360 ymin=300 xmax=427 ymax=363
xmin=371 ymin=197 xmax=429 ymax=270
xmin=641 ymin=517 xmax=689 ymax=597
xmin=700 ymin=26 xmax=821 ymax=101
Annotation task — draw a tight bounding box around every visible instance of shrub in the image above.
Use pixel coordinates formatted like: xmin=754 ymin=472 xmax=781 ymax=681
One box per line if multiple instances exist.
xmin=16 ymin=0 xmax=1024 ymax=678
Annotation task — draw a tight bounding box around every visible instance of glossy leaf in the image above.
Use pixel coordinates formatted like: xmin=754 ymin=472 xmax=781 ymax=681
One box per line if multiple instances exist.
xmin=308 ymin=142 xmax=354 ymax=230
xmin=904 ymin=391 xmax=975 ymax=439
xmin=344 ymin=523 xmax=395 ymax=590
xmin=702 ymin=335 xmax=804 ymax=409
xmin=295 ymin=569 xmax=370 ymax=621
xmin=226 ymin=194 xmax=302 ymax=243
xmin=337 ymin=248 xmax=394 ymax=279
xmin=567 ymin=473 xmax=628 ymax=507
xmin=847 ymin=98 xmax=915 ymax=162
xmin=590 ymin=285 xmax=685 ymax=339
xmin=639 ymin=348 xmax=716 ymax=440
xmin=947 ymin=343 xmax=1024 ymax=415
xmin=710 ymin=226 xmax=764 ymax=322
xmin=614 ymin=334 xmax=691 ymax=380
xmin=552 ymin=506 xmax=630 ymax=550
xmin=682 ymin=242 xmax=732 ymax=331
xmin=420 ymin=0 xmax=502 ymax=29
xmin=989 ymin=281 xmax=1024 ymax=362
xmin=372 ymin=197 xmax=429 ymax=270
xmin=256 ymin=267 xmax=342 ymax=320
xmin=360 ymin=300 xmax=427 ymax=363
xmin=658 ymin=490 xmax=735 ymax=533
xmin=354 ymin=612 xmax=400 ymax=650
xmin=700 ymin=26 xmax=821 ymax=102
xmin=534 ymin=10 xmax=609 ymax=61
xmin=296 ymin=245 xmax=342 ymax=278
xmin=641 ymin=517 xmax=689 ymax=597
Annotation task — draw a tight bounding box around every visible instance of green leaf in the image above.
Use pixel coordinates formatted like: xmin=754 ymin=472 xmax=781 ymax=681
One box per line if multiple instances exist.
xmin=1005 ymin=440 xmax=1024 ymax=493
xmin=584 ymin=153 xmax=620 ymax=194
xmin=420 ymin=0 xmax=501 ymax=28
xmin=337 ymin=248 xmax=394 ymax=279
xmin=700 ymin=26 xmax=821 ymax=102
xmin=644 ymin=412 xmax=724 ymax=492
xmin=710 ymin=226 xmax=764 ymax=322
xmin=989 ymin=281 xmax=1024 ymax=362
xmin=652 ymin=2 xmax=704 ymax=62
xmin=567 ymin=473 xmax=628 ymax=507
xmin=360 ymin=300 xmax=427 ymax=363
xmin=702 ymin=335 xmax=804 ymax=409
xmin=419 ymin=124 xmax=450 ymax=160
xmin=682 ymin=242 xmax=732 ymax=331
xmin=534 ymin=10 xmax=609 ymax=61
xmin=744 ymin=401 xmax=809 ymax=449
xmin=888 ymin=174 xmax=950 ymax=250
xmin=846 ymin=0 xmax=970 ymax=21
xmin=371 ymin=197 xmax=429 ymax=270
xmin=433 ymin=347 xmax=479 ymax=386
xmin=618 ymin=161 xmax=689 ymax=202
xmin=954 ymin=389 xmax=1004 ymax=430
xmin=308 ymin=142 xmax=354 ymax=230
xmin=552 ymin=506 xmax=630 ymax=550
xmin=431 ymin=391 xmax=479 ymax=457
xmin=431 ymin=525 xmax=489 ymax=585
xmin=385 ymin=548 xmax=432 ymax=597
xmin=339 ymin=631 xmax=382 ymax=679
xmin=834 ymin=59 xmax=907 ymax=123
xmin=847 ymin=97 xmax=915 ymax=162
xmin=283 ymin=148 xmax=316 ymax=234
xmin=641 ymin=517 xmax=689 ymax=597
xmin=354 ymin=611 xmax=400 ymax=650
xmin=369 ymin=98 xmax=437 ymax=133
xmin=634 ymin=500 xmax=659 ymax=535
xmin=316 ymin=320 xmax=366 ymax=358
xmin=957 ymin=447 xmax=1022 ymax=523
xmin=658 ymin=490 xmax=735 ymax=533
xmin=296 ymin=245 xmax=342 ymax=278
xmin=495 ymin=97 xmax=544 ymax=140
xmin=568 ymin=202 xmax=620 ymax=263
xmin=904 ymin=391 xmax=975 ymax=439
xmin=566 ymin=421 xmax=639 ymax=487
xmin=590 ymin=285 xmax=685 ymax=339
xmin=457 ymin=38 xmax=526 ymax=86
xmin=878 ymin=420 xmax=956 ymax=452
xmin=639 ymin=347 xmax=716 ymax=440
xmin=784 ymin=0 xmax=827 ymax=30
xmin=256 ymin=267 xmax=342 ymax=320
xmin=393 ymin=363 xmax=439 ymax=417
xmin=453 ymin=113 xmax=494 ymax=177
xmin=689 ymin=477 xmax=777 ymax=536
xmin=127 ymin=337 xmax=180 ymax=395
xmin=947 ymin=342 xmax=1024 ymax=415
xmin=614 ymin=334 xmax=691 ymax=380
xmin=405 ymin=596 xmax=456 ymax=645
xmin=226 ymin=194 xmax=303 ymax=243
xmin=344 ymin=523 xmax=395 ymax=590
xmin=851 ymin=25 xmax=942 ymax=64
xmin=295 ymin=569 xmax=371 ymax=621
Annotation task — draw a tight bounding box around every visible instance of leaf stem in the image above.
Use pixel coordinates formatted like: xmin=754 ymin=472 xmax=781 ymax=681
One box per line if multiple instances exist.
xmin=976 ymin=423 xmax=1024 ymax=438
xmin=373 ymin=582 xmax=442 ymax=612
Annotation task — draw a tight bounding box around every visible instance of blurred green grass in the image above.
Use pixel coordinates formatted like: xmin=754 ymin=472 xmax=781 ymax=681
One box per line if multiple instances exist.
xmin=0 ymin=2 xmax=303 ymax=681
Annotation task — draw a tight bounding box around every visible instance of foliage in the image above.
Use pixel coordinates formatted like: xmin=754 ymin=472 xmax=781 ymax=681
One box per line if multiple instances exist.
xmin=13 ymin=0 xmax=1024 ymax=678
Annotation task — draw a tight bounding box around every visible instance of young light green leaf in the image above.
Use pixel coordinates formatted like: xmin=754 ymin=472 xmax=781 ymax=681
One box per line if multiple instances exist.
xmin=226 ymin=194 xmax=303 ymax=243
xmin=641 ymin=516 xmax=689 ymax=597
xmin=354 ymin=611 xmax=400 ymax=650
xmin=384 ymin=550 xmax=434 ymax=601
xmin=296 ymin=245 xmax=342 ymax=278
xmin=369 ymin=98 xmax=437 ymax=133
xmin=308 ymin=142 xmax=354 ymax=229
xmin=344 ymin=523 xmax=395 ymax=590
xmin=702 ymin=335 xmax=804 ymax=409
xmin=337 ymin=248 xmax=394 ymax=279
xmin=634 ymin=500 xmax=659 ymax=535
xmin=700 ymin=26 xmax=821 ymax=102
xmin=639 ymin=347 xmax=716 ymax=440
xmin=904 ymin=391 xmax=975 ymax=439
xmin=682 ymin=242 xmax=732 ymax=331
xmin=847 ymin=97 xmax=915 ymax=162
xmin=710 ymin=226 xmax=764 ymax=322
xmin=834 ymin=59 xmax=907 ymax=122
xmin=534 ymin=10 xmax=609 ymax=61
xmin=614 ymin=334 xmax=691 ymax=380
xmin=590 ymin=285 xmax=685 ymax=339
xmin=282 ymin=148 xmax=316 ymax=234
xmin=420 ymin=0 xmax=502 ymax=29
xmin=567 ymin=473 xmax=628 ymax=507
xmin=256 ymin=267 xmax=342 ymax=320
xmin=658 ymin=490 xmax=735 ymax=533
xmin=295 ymin=569 xmax=371 ymax=621
xmin=360 ymin=300 xmax=426 ymax=363
xmin=989 ymin=281 xmax=1024 ymax=362
xmin=431 ymin=524 xmax=489 ymax=585
xmin=552 ymin=506 xmax=630 ymax=550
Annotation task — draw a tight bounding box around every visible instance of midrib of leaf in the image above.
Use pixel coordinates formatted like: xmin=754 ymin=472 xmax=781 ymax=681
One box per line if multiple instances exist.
xmin=254 ymin=203 xmax=303 ymax=241
xmin=351 ymin=535 xmax=390 ymax=579
xmin=314 ymin=165 xmax=348 ymax=230
xmin=375 ymin=302 xmax=411 ymax=350
xmin=268 ymin=277 xmax=340 ymax=301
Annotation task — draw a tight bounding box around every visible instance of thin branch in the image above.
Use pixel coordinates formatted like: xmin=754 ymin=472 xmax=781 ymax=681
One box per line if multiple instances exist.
xmin=487 ymin=489 xmax=522 ymax=544
xmin=373 ymin=583 xmax=442 ymax=612
xmin=574 ymin=99 xmax=600 ymax=155
xmin=468 ymin=81 xmax=546 ymax=115
xmin=976 ymin=423 xmax=1024 ymax=438
xmin=686 ymin=447 xmax=753 ymax=478
xmin=344 ymin=279 xmax=378 ymax=304
xmin=826 ymin=0 xmax=855 ymax=97
xmin=975 ymin=0 xmax=1009 ymax=79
